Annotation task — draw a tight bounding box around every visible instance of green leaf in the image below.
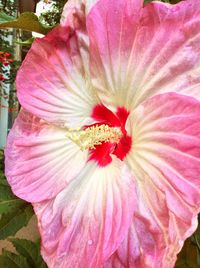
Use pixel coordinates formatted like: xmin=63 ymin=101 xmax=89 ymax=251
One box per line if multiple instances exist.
xmin=0 ymin=149 xmax=34 ymax=238
xmin=16 ymin=37 xmax=35 ymax=46
xmin=197 ymin=252 xmax=200 ymax=266
xmin=0 ymin=12 xmax=53 ymax=34
xmin=0 ymin=197 xmax=25 ymax=214
xmin=144 ymin=0 xmax=153 ymax=3
xmin=39 ymin=262 xmax=48 ymax=268
xmin=9 ymin=238 xmax=47 ymax=268
xmin=0 ymin=175 xmax=8 ymax=186
xmin=144 ymin=0 xmax=180 ymax=3
xmin=0 ymin=12 xmax=14 ymax=23
xmin=0 ymin=176 xmax=29 ymax=214
xmin=0 ymin=149 xmax=4 ymax=158
xmin=175 ymin=215 xmax=200 ymax=268
xmin=0 ymin=250 xmax=29 ymax=268
xmin=0 ymin=205 xmax=34 ymax=239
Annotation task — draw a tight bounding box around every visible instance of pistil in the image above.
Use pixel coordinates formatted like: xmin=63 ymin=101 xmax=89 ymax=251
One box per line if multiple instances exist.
xmin=66 ymin=124 xmax=122 ymax=151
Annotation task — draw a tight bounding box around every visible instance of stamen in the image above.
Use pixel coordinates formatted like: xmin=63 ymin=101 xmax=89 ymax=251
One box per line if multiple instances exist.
xmin=66 ymin=124 xmax=122 ymax=151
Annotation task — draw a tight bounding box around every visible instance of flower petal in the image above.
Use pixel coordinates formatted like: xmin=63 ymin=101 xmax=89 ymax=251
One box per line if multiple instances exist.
xmin=133 ymin=0 xmax=200 ymax=107
xmin=105 ymin=214 xmax=197 ymax=268
xmin=34 ymin=159 xmax=135 ymax=268
xmin=87 ymin=0 xmax=143 ymax=109
xmin=109 ymin=93 xmax=200 ymax=268
xmin=61 ymin=0 xmax=97 ymax=27
xmin=60 ymin=0 xmax=91 ymax=77
xmin=87 ymin=0 xmax=200 ymax=109
xmin=17 ymin=25 xmax=99 ymax=128
xmin=5 ymin=110 xmax=88 ymax=202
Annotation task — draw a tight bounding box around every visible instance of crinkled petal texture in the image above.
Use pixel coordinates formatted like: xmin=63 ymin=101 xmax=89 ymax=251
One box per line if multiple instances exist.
xmin=6 ymin=1 xmax=200 ymax=268
xmin=60 ymin=0 xmax=91 ymax=76
xmin=60 ymin=0 xmax=97 ymax=27
xmin=16 ymin=25 xmax=99 ymax=128
xmin=34 ymin=160 xmax=136 ymax=268
xmin=87 ymin=0 xmax=200 ymax=109
xmin=105 ymin=93 xmax=200 ymax=268
xmin=5 ymin=110 xmax=88 ymax=202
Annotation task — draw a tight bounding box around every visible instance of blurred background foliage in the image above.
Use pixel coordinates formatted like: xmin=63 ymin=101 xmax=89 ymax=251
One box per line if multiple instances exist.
xmin=38 ymin=0 xmax=67 ymax=26
xmin=144 ymin=0 xmax=182 ymax=3
xmin=0 ymin=0 xmax=21 ymax=99
xmin=0 ymin=0 xmax=200 ymax=267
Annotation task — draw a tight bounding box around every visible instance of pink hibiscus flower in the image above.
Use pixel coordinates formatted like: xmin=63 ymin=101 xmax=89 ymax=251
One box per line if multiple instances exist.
xmin=5 ymin=0 xmax=200 ymax=267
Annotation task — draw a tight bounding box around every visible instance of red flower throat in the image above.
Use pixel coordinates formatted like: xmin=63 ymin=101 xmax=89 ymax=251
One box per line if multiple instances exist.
xmin=88 ymin=104 xmax=132 ymax=167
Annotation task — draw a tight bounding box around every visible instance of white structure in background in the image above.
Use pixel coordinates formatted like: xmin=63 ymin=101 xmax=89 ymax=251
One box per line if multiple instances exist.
xmin=36 ymin=0 xmax=54 ymax=15
xmin=33 ymin=0 xmax=54 ymax=38
xmin=0 ymin=35 xmax=12 ymax=149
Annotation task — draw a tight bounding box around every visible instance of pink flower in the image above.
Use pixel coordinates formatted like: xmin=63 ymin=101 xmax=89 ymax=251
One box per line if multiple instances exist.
xmin=3 ymin=52 xmax=11 ymax=58
xmin=5 ymin=0 xmax=200 ymax=267
xmin=3 ymin=62 xmax=9 ymax=66
xmin=0 ymin=51 xmax=13 ymax=66
xmin=0 ymin=74 xmax=5 ymax=81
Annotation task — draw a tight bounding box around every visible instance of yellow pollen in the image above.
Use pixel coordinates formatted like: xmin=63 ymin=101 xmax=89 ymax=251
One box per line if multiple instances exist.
xmin=66 ymin=124 xmax=122 ymax=151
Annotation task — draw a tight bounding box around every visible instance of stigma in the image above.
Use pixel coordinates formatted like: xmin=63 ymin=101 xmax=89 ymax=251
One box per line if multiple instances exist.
xmin=66 ymin=124 xmax=122 ymax=151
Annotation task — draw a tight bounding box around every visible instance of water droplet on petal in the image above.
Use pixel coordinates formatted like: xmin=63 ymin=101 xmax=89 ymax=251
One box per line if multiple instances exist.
xmin=88 ymin=240 xmax=93 ymax=245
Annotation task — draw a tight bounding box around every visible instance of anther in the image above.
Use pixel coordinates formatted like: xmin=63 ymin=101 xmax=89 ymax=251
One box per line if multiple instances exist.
xmin=66 ymin=124 xmax=122 ymax=151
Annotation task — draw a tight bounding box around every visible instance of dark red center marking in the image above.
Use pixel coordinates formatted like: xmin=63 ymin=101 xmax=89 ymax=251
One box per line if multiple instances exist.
xmin=87 ymin=104 xmax=132 ymax=167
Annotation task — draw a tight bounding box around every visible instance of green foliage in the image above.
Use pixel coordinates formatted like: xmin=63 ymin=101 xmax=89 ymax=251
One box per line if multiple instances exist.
xmin=16 ymin=37 xmax=35 ymax=46
xmin=0 ymin=149 xmax=4 ymax=171
xmin=0 ymin=239 xmax=47 ymax=268
xmin=144 ymin=0 xmax=183 ymax=3
xmin=0 ymin=149 xmax=47 ymax=267
xmin=175 ymin=216 xmax=200 ymax=268
xmin=39 ymin=0 xmax=68 ymax=27
xmin=0 ymin=150 xmax=34 ymax=239
xmin=0 ymin=0 xmax=18 ymax=17
xmin=0 ymin=2 xmax=20 ymax=99
xmin=8 ymin=239 xmax=47 ymax=268
xmin=0 ymin=184 xmax=25 ymax=215
xmin=0 ymin=12 xmax=53 ymax=34
xmin=0 ymin=205 xmax=33 ymax=240
xmin=0 ymin=12 xmax=14 ymax=23
xmin=0 ymin=250 xmax=29 ymax=268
